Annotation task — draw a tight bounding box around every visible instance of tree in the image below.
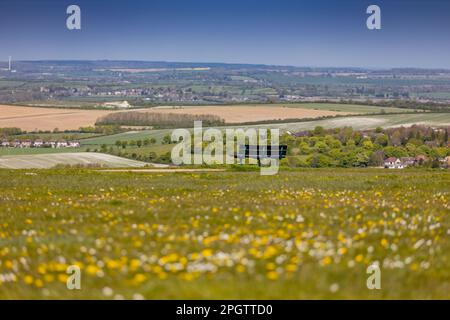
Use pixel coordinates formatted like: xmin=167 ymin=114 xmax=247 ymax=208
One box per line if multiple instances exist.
xmin=375 ymin=134 xmax=388 ymax=147
xmin=136 ymin=140 xmax=142 ymax=148
xmin=313 ymin=126 xmax=325 ymax=136
xmin=162 ymin=134 xmax=172 ymax=145
xmin=115 ymin=140 xmax=122 ymax=149
xmin=369 ymin=150 xmax=385 ymax=167
xmin=148 ymin=152 xmax=157 ymax=161
xmin=362 ymin=139 xmax=374 ymax=150
xmin=355 ymin=151 xmax=370 ymax=167
xmin=314 ymin=141 xmax=329 ymax=153
xmin=121 ymin=141 xmax=128 ymax=149
xmin=391 ymin=130 xmax=402 ymax=146
xmin=383 ymin=146 xmax=408 ymax=158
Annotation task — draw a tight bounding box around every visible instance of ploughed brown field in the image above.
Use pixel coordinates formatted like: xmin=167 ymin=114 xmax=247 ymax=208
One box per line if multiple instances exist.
xmin=0 ymin=105 xmax=116 ymax=131
xmin=150 ymin=105 xmax=349 ymax=123
xmin=0 ymin=104 xmax=350 ymax=131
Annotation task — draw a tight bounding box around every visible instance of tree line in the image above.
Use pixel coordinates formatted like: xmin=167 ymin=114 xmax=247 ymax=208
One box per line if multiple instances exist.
xmin=280 ymin=125 xmax=449 ymax=168
xmin=96 ymin=111 xmax=225 ymax=129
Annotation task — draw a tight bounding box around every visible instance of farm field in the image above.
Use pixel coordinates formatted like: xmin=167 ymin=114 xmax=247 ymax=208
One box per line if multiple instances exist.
xmin=0 ymin=169 xmax=448 ymax=299
xmin=0 ymin=152 xmax=148 ymax=169
xmin=81 ymin=112 xmax=450 ymax=147
xmin=155 ymin=103 xmax=416 ymax=115
xmin=0 ymin=103 xmax=416 ymax=131
xmin=150 ymin=105 xmax=352 ymax=123
xmin=251 ymin=112 xmax=450 ymax=131
xmin=0 ymin=147 xmax=86 ymax=156
xmin=0 ymin=105 xmax=119 ymax=131
xmin=281 ymin=103 xmax=416 ymax=113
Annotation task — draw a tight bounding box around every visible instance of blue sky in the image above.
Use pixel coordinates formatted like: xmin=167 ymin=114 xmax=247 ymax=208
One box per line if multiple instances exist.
xmin=1 ymin=0 xmax=450 ymax=68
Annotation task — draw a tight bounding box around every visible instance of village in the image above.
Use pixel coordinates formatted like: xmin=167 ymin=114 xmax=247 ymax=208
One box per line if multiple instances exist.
xmin=384 ymin=155 xmax=450 ymax=169
xmin=0 ymin=139 xmax=80 ymax=149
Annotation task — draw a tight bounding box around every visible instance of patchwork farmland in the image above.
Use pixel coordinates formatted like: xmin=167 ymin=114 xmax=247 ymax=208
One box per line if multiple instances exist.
xmin=0 ymin=103 xmax=419 ymax=131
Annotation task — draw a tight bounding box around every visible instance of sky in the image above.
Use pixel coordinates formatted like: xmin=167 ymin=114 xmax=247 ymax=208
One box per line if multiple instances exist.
xmin=1 ymin=0 xmax=450 ymax=68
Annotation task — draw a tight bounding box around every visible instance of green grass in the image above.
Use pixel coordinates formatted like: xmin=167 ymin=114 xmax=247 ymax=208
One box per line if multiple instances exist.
xmin=81 ymin=129 xmax=170 ymax=146
xmin=247 ymin=112 xmax=450 ymax=131
xmin=0 ymin=168 xmax=448 ymax=299
xmin=284 ymin=103 xmax=417 ymax=113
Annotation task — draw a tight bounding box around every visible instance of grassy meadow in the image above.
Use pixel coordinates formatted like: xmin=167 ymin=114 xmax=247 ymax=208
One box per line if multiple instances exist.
xmin=0 ymin=168 xmax=448 ymax=299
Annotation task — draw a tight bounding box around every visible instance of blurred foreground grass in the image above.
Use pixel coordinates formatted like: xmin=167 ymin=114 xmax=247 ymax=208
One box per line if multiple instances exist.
xmin=0 ymin=168 xmax=448 ymax=299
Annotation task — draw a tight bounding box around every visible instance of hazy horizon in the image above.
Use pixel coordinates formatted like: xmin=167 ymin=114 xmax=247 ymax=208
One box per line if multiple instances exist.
xmin=4 ymin=59 xmax=450 ymax=71
xmin=2 ymin=0 xmax=450 ymax=69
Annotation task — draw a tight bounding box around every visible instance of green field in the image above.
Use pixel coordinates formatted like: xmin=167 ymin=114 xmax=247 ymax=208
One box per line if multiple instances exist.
xmin=251 ymin=112 xmax=450 ymax=131
xmin=0 ymin=168 xmax=448 ymax=299
xmin=266 ymin=103 xmax=417 ymax=114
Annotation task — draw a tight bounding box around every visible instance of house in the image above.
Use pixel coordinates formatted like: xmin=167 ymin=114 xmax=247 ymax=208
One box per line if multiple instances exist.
xmin=400 ymin=157 xmax=415 ymax=166
xmin=47 ymin=141 xmax=57 ymax=148
xmin=384 ymin=157 xmax=404 ymax=169
xmin=1 ymin=140 xmax=9 ymax=147
xmin=444 ymin=156 xmax=450 ymax=168
xmin=68 ymin=141 xmax=80 ymax=148
xmin=438 ymin=156 xmax=450 ymax=168
xmin=21 ymin=140 xmax=32 ymax=148
xmin=12 ymin=140 xmax=21 ymax=148
xmin=56 ymin=140 xmax=68 ymax=148
xmin=415 ymin=155 xmax=427 ymax=165
xmin=33 ymin=139 xmax=44 ymax=148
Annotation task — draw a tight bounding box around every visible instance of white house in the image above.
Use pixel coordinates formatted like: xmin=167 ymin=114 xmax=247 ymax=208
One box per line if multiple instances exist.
xmin=56 ymin=141 xmax=68 ymax=148
xmin=68 ymin=141 xmax=80 ymax=148
xmin=384 ymin=157 xmax=404 ymax=169
xmin=21 ymin=140 xmax=32 ymax=148
xmin=33 ymin=139 xmax=44 ymax=147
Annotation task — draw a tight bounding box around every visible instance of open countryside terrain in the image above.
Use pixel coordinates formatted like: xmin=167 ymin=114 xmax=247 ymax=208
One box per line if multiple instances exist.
xmin=0 ymin=169 xmax=448 ymax=299
xmin=81 ymin=112 xmax=450 ymax=147
xmin=0 ymin=103 xmax=416 ymax=131
xmin=0 ymin=152 xmax=148 ymax=169
xmin=0 ymin=105 xmax=116 ymax=131
xmin=150 ymin=104 xmax=363 ymax=123
xmin=3 ymin=112 xmax=448 ymax=160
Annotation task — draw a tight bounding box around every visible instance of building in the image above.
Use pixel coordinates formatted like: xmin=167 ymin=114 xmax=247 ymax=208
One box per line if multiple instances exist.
xmin=400 ymin=157 xmax=415 ymax=166
xmin=384 ymin=157 xmax=404 ymax=169
xmin=0 ymin=139 xmax=80 ymax=149
xmin=415 ymin=155 xmax=427 ymax=164
xmin=21 ymin=140 xmax=32 ymax=148
xmin=47 ymin=141 xmax=57 ymax=148
xmin=33 ymin=139 xmax=44 ymax=148
xmin=11 ymin=140 xmax=21 ymax=148
xmin=56 ymin=141 xmax=68 ymax=148
xmin=68 ymin=141 xmax=81 ymax=148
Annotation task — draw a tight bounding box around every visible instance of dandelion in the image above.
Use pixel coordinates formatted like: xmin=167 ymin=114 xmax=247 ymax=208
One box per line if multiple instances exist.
xmin=266 ymin=271 xmax=278 ymax=280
